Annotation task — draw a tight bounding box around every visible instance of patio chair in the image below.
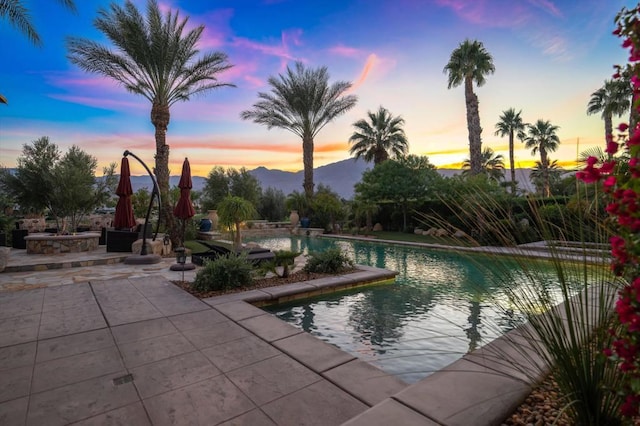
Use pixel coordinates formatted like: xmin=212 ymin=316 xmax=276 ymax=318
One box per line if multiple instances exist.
xmin=191 ymin=240 xmax=275 ymax=266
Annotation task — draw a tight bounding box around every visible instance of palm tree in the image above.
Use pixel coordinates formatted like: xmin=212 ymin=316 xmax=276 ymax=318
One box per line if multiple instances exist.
xmin=67 ymin=0 xmax=234 ymax=245
xmin=587 ymin=79 xmax=631 ymax=141
xmin=530 ymin=160 xmax=562 ymax=195
xmin=524 ymin=120 xmax=561 ymax=197
xmin=495 ymin=108 xmax=526 ymax=194
xmin=218 ymin=196 xmax=256 ymax=250
xmin=1 ymin=0 xmax=76 ymax=46
xmin=348 ymin=106 xmax=409 ymax=165
xmin=444 ymin=39 xmax=495 ymax=175
xmin=461 ymin=147 xmax=505 ymax=182
xmin=241 ymin=62 xmax=357 ymax=197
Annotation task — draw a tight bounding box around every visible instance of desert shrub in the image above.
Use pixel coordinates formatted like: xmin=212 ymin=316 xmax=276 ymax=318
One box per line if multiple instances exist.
xmin=258 ymin=250 xmax=301 ymax=278
xmin=303 ymin=248 xmax=353 ymax=274
xmin=192 ymin=253 xmax=254 ymax=292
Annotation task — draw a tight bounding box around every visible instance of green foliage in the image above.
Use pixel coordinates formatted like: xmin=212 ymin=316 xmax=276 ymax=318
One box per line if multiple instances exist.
xmin=310 ymin=185 xmax=345 ymax=231
xmin=258 ymin=187 xmax=287 ymax=221
xmin=201 ymin=167 xmax=261 ymax=211
xmin=192 ymin=253 xmax=254 ymax=292
xmin=132 ymin=188 xmax=151 ymax=218
xmin=286 ymin=191 xmax=310 ymax=218
xmin=303 ymin=248 xmax=354 ymax=274
xmin=218 ymin=195 xmax=257 ymax=248
xmin=259 ymin=250 xmax=301 ymax=278
xmin=348 ymin=106 xmax=409 ymax=165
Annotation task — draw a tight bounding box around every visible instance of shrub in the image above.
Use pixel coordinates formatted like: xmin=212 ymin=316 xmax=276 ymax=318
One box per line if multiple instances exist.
xmin=192 ymin=253 xmax=254 ymax=292
xmin=303 ymin=248 xmax=353 ymax=274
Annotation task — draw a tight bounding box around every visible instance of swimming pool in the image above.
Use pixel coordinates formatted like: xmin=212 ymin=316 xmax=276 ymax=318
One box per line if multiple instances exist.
xmin=250 ymin=236 xmax=584 ymax=383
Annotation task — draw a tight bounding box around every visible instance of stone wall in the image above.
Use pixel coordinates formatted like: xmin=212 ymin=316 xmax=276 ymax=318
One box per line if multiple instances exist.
xmin=25 ymin=233 xmax=100 ymax=254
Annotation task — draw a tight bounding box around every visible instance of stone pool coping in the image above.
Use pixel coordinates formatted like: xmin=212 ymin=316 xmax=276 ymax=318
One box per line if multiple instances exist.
xmin=200 ymin=254 xmax=613 ymax=425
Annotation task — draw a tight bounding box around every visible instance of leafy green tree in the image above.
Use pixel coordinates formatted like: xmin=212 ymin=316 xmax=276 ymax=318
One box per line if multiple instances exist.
xmin=258 ymin=187 xmax=287 ymax=222
xmin=348 ymin=106 xmax=409 ymax=165
xmin=444 ymin=39 xmax=495 ymax=175
xmin=67 ymin=0 xmax=234 ymax=245
xmin=524 ymin=119 xmax=561 ymax=197
xmin=201 ymin=166 xmax=261 ymax=211
xmin=0 ymin=136 xmax=59 ymax=215
xmin=495 ymin=108 xmax=526 ymax=194
xmin=352 ymin=197 xmax=379 ymax=233
xmin=286 ymin=191 xmax=310 ymax=218
xmin=355 ymin=159 xmax=438 ymax=231
xmin=218 ymin=196 xmax=257 ymax=249
xmin=132 ymin=188 xmax=151 ymax=218
xmin=462 ymin=147 xmax=505 ymax=183
xmin=587 ymin=79 xmax=631 ymax=142
xmin=241 ymin=62 xmax=357 ymax=196
xmin=310 ymin=185 xmax=345 ymax=232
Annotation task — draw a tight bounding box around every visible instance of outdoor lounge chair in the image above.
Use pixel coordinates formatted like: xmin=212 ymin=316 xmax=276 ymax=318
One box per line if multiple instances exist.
xmin=191 ymin=240 xmax=275 ymax=266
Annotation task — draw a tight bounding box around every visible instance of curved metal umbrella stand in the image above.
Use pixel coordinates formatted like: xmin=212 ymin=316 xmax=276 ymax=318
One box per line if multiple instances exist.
xmin=122 ymin=150 xmax=162 ymax=265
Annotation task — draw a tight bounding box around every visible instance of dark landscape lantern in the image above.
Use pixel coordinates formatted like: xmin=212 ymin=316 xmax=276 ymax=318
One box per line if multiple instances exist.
xmin=175 ymin=247 xmax=186 ymax=265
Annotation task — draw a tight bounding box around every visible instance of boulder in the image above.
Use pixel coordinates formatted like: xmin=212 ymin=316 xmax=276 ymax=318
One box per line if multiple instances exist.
xmin=372 ymin=223 xmax=383 ymax=232
xmin=132 ymin=238 xmax=166 ymax=256
xmin=434 ymin=228 xmax=448 ymax=237
xmin=0 ymin=247 xmax=9 ymax=272
xmin=414 ymin=228 xmax=423 ymax=235
xmin=425 ymin=228 xmax=437 ymax=236
xmin=453 ymin=230 xmax=468 ymax=238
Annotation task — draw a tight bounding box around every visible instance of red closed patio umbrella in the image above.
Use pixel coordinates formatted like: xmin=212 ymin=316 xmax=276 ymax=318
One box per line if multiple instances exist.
xmin=171 ymin=158 xmax=196 ymax=272
xmin=114 ymin=156 xmax=136 ymax=230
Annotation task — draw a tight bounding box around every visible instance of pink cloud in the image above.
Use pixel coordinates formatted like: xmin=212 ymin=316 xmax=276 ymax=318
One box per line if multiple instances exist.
xmin=48 ymin=94 xmax=145 ymax=111
xmin=527 ymin=0 xmax=562 ymax=18
xmin=349 ymin=54 xmax=396 ymax=92
xmin=328 ymin=44 xmax=363 ymax=58
xmin=435 ymin=0 xmax=530 ymax=28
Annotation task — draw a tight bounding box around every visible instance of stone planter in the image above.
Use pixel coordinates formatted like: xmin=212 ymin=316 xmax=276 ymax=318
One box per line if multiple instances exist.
xmin=289 ymin=210 xmax=299 ymax=227
xmin=207 ymin=210 xmax=219 ymax=230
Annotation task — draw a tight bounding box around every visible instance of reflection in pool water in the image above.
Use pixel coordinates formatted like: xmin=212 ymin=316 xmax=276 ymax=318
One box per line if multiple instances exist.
xmin=252 ymin=236 xmax=580 ymax=383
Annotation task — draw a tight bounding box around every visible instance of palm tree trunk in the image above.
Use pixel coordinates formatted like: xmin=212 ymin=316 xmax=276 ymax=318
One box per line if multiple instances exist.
xmin=604 ymin=113 xmax=613 ymax=142
xmin=302 ymin=135 xmax=314 ymax=197
xmin=540 ymin=148 xmax=550 ymax=197
xmin=464 ymin=77 xmax=482 ymax=175
xmin=509 ymin=131 xmax=516 ymax=194
xmin=234 ymin=221 xmax=242 ymax=250
xmin=151 ymin=102 xmax=178 ymax=245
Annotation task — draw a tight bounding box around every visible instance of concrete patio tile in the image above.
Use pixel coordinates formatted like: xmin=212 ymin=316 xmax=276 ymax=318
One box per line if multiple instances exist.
xmin=0 ymin=365 xmax=32 ymax=403
xmin=200 ymin=335 xmax=280 ymax=373
xmin=143 ymin=375 xmax=255 ymax=426
xmin=226 ymin=354 xmax=321 ymax=406
xmin=32 ymin=346 xmax=124 ymax=393
xmin=130 ymin=351 xmax=221 ymax=399
xmin=0 ymin=396 xmax=28 ymax=426
xmin=42 ymin=283 xmax=96 ymax=312
xmin=238 ymin=314 xmax=303 ymax=342
xmin=273 ymin=332 xmax=354 ymax=373
xmin=261 ymin=380 xmax=368 ymax=426
xmin=202 ymin=290 xmax=270 ymax=306
xmin=0 ymin=313 xmax=40 ymax=348
xmin=94 ymin=297 xmax=164 ymax=327
xmin=110 ymin=317 xmax=178 ymax=345
xmin=118 ymin=333 xmax=196 ymax=368
xmin=0 ymin=341 xmax=36 ymax=370
xmin=393 ymin=358 xmax=531 ymax=426
xmin=217 ymin=408 xmax=276 ymax=426
xmin=213 ymin=300 xmax=267 ymax=321
xmin=69 ymin=402 xmax=150 ymax=426
xmin=259 ymin=282 xmax=317 ymax=299
xmin=342 ymin=398 xmax=438 ymax=426
xmin=145 ymin=294 xmax=208 ymax=317
xmin=26 ymin=371 xmax=140 ymax=426
xmin=168 ymin=309 xmax=228 ymax=332
xmin=323 ymin=359 xmax=407 ymax=406
xmin=181 ymin=320 xmax=251 ymax=349
xmin=36 ymin=328 xmax=115 ymax=363
xmin=0 ymin=289 xmax=44 ymax=319
xmin=90 ymin=279 xmax=140 ymax=303
xmin=38 ymin=304 xmax=107 ymax=340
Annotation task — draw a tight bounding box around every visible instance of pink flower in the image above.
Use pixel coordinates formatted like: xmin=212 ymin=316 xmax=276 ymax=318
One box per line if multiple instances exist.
xmin=620 ymin=123 xmax=630 ymax=132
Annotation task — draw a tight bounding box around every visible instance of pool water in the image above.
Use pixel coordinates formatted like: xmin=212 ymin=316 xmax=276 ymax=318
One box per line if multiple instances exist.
xmin=251 ymin=236 xmax=582 ymax=383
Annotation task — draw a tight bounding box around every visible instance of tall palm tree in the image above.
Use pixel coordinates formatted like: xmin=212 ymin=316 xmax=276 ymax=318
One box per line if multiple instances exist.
xmin=241 ymin=62 xmax=357 ymax=197
xmin=524 ymin=120 xmax=561 ymax=197
xmin=587 ymin=79 xmax=631 ymax=141
xmin=1 ymin=0 xmax=76 ymax=46
xmin=67 ymin=0 xmax=234 ymax=245
xmin=461 ymin=147 xmax=505 ymax=182
xmin=530 ymin=160 xmax=562 ymax=195
xmin=495 ymin=108 xmax=526 ymax=194
xmin=348 ymin=106 xmax=409 ymax=165
xmin=444 ymin=39 xmax=495 ymax=175
xmin=1 ymin=0 xmax=76 ymax=103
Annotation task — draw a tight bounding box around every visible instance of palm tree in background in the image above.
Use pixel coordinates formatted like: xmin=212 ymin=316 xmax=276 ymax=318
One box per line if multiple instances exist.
xmin=530 ymin=160 xmax=562 ymax=195
xmin=348 ymin=106 xmax=409 ymax=165
xmin=587 ymin=79 xmax=631 ymax=141
xmin=495 ymin=108 xmax=526 ymax=194
xmin=0 ymin=0 xmax=76 ymax=104
xmin=524 ymin=120 xmax=561 ymax=197
xmin=462 ymin=147 xmax=505 ymax=182
xmin=241 ymin=62 xmax=357 ymax=197
xmin=444 ymin=39 xmax=495 ymax=175
xmin=67 ymin=0 xmax=234 ymax=245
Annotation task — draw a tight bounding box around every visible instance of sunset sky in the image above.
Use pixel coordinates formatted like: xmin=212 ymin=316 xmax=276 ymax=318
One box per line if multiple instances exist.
xmin=0 ymin=0 xmax=635 ymax=177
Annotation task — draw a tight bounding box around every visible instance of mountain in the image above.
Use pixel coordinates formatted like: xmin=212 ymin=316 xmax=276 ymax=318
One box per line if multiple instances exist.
xmin=126 ymin=160 xmax=536 ymax=199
